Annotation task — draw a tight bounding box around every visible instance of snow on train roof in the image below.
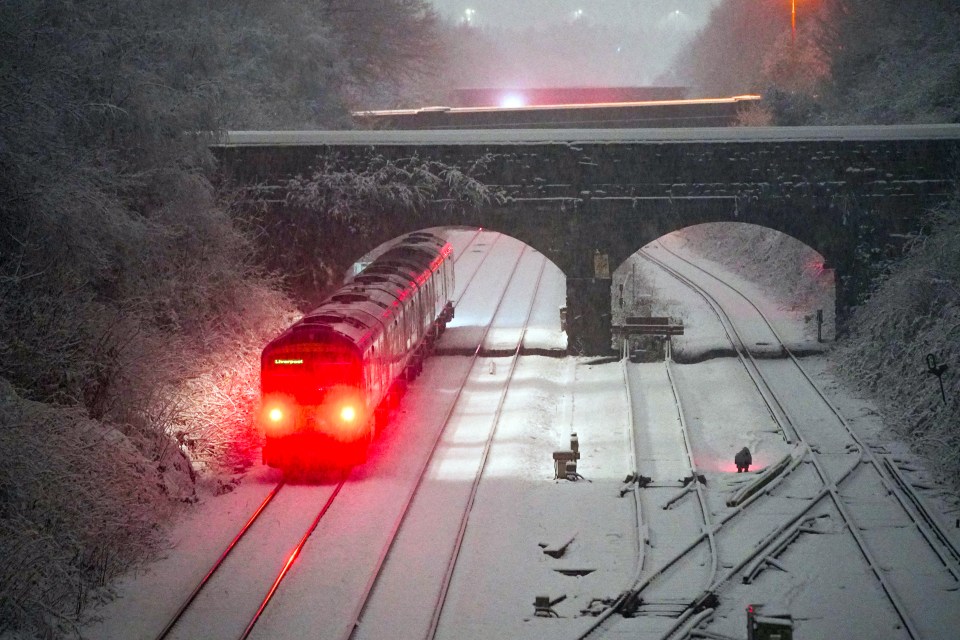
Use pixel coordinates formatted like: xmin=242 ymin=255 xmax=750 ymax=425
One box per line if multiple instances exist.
xmin=266 ymin=232 xmax=450 ymax=352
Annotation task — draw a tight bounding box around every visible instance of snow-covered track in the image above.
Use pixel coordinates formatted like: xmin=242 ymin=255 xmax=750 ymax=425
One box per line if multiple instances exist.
xmin=152 ymin=479 xmax=346 ymax=640
xmin=642 ymin=242 xmax=960 ymax=639
xmin=153 ymin=481 xmax=286 ymax=640
xmin=423 ymin=251 xmax=548 ymax=639
xmin=576 ymin=355 xmax=719 ymax=640
xmin=238 ymin=481 xmax=344 ymax=639
xmin=155 ymin=230 xmax=498 ymax=640
xmin=650 ymin=243 xmax=960 ymax=580
xmin=339 ymin=239 xmax=538 ymax=640
xmin=634 ymin=357 xmax=719 ymax=631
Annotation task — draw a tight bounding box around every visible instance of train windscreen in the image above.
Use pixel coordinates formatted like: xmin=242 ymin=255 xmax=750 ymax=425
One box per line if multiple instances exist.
xmin=262 ymin=347 xmax=361 ymax=404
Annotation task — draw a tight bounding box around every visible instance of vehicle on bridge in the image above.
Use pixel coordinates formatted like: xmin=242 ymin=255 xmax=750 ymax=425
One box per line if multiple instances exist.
xmin=352 ymin=95 xmax=761 ymax=130
xmin=259 ymin=232 xmax=455 ymax=469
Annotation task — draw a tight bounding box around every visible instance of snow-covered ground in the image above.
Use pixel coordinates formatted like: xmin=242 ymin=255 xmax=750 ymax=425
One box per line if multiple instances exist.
xmin=85 ymin=230 xmax=960 ymax=640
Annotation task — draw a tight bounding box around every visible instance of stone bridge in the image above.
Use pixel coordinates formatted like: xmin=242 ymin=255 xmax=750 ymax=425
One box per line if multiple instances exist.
xmin=213 ymin=126 xmax=960 ymax=354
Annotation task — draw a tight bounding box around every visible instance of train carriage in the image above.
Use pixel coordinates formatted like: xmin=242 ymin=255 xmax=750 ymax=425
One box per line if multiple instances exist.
xmin=260 ymin=232 xmax=454 ymax=469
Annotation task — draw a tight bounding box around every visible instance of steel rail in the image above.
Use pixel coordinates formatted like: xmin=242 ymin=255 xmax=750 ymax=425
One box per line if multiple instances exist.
xmin=643 ymin=243 xmax=923 ymax=639
xmin=648 ymin=357 xmax=720 ymax=638
xmin=425 ymin=251 xmax=548 ymax=640
xmin=156 ymin=229 xmax=493 ymax=640
xmin=574 ymin=295 xmax=816 ymax=640
xmin=339 ymin=234 xmax=526 ymax=640
xmin=576 ymin=351 xmax=718 ymax=640
xmin=644 ymin=253 xmax=800 ymax=446
xmin=238 ymin=479 xmax=345 ymax=640
xmin=664 ymin=357 xmax=719 ymax=584
xmin=153 ymin=481 xmax=285 ymax=640
xmin=881 ymin=457 xmax=960 ymax=568
xmin=656 ymin=241 xmax=960 ymax=579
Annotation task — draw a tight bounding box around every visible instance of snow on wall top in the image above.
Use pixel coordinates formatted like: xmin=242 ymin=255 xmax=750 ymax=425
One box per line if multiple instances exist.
xmin=217 ymin=125 xmax=960 ymax=148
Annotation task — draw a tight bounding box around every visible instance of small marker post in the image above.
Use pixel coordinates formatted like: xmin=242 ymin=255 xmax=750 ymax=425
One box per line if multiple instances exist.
xmin=926 ymin=353 xmax=949 ymax=405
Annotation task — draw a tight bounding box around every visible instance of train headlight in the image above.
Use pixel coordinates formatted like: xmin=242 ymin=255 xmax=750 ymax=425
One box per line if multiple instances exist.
xmin=263 ymin=401 xmax=293 ymax=435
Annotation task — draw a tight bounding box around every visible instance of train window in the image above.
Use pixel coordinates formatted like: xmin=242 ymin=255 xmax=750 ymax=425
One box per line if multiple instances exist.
xmin=262 ymin=347 xmax=361 ymax=402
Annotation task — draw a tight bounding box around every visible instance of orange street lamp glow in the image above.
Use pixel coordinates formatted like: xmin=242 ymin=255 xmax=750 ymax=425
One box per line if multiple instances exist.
xmin=792 ymin=0 xmax=797 ymax=40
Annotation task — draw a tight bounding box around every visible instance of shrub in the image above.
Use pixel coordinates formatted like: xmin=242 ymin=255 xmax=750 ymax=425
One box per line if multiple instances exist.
xmin=0 ymin=381 xmax=171 ymax=638
xmin=837 ymin=202 xmax=960 ymax=480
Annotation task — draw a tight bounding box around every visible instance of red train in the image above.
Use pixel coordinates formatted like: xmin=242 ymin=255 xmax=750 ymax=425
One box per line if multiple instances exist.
xmin=259 ymin=232 xmax=455 ymax=468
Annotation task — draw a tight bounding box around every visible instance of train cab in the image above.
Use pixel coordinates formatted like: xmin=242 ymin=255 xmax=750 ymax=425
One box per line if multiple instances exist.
xmin=261 ymin=325 xmax=373 ymax=467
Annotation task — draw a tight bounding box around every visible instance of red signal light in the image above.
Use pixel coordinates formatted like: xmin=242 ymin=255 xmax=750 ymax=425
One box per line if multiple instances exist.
xmin=269 ymin=408 xmax=284 ymax=422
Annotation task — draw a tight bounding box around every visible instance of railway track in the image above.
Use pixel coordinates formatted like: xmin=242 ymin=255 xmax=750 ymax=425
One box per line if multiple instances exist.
xmin=148 ymin=229 xmax=502 ymax=640
xmin=573 ymin=350 xmax=697 ymax=638
xmin=621 ymin=241 xmax=960 ymax=639
xmin=239 ymin=233 xmax=545 ymax=639
xmin=152 ymin=480 xmax=345 ymax=640
xmin=577 ymin=320 xmax=791 ymax=640
xmin=347 ymin=247 xmax=551 ymax=640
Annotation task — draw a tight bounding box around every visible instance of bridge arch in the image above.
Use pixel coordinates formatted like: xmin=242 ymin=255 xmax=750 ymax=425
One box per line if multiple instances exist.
xmin=610 ymin=222 xmax=837 ymax=352
xmin=214 ymin=126 xmax=960 ymax=353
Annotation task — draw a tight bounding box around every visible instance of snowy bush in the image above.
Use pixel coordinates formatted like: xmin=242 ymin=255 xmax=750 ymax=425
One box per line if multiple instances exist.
xmin=0 ymin=0 xmax=455 ymax=631
xmin=0 ymin=381 xmax=171 ymax=638
xmin=238 ymin=152 xmax=506 ymax=304
xmin=673 ymin=0 xmax=960 ymax=125
xmin=836 ymin=203 xmax=960 ymax=481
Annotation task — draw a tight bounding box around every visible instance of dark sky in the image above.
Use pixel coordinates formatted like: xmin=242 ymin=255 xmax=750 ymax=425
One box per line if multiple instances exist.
xmin=429 ymin=0 xmax=718 ymax=30
xmin=428 ymin=1 xmax=721 ymax=88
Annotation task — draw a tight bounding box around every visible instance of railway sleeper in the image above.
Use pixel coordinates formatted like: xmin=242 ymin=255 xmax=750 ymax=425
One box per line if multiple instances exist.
xmin=631 ymin=597 xmax=692 ymax=618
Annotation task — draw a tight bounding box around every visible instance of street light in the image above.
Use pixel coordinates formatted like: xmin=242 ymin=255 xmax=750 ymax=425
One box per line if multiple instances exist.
xmin=464 ymin=8 xmax=475 ymax=25
xmin=791 ymin=0 xmax=797 ymax=40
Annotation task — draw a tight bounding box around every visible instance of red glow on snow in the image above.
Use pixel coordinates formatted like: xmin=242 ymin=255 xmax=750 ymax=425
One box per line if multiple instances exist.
xmin=724 ymin=456 xmax=770 ymax=473
xmin=697 ymin=454 xmax=769 ymax=474
xmin=803 ymin=256 xmax=825 ymax=277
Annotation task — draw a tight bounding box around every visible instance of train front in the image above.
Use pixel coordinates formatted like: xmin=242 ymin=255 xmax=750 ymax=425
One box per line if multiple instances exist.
xmin=259 ymin=329 xmax=371 ymax=469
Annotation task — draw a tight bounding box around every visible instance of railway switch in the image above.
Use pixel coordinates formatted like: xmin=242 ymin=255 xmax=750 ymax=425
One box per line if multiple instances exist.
xmin=746 ymin=604 xmax=793 ymax=640
xmin=681 ymin=474 xmax=707 ymax=487
xmin=533 ymin=594 xmax=566 ymax=617
xmin=554 ymin=433 xmax=583 ymax=479
xmin=553 ymin=450 xmax=576 ymax=479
